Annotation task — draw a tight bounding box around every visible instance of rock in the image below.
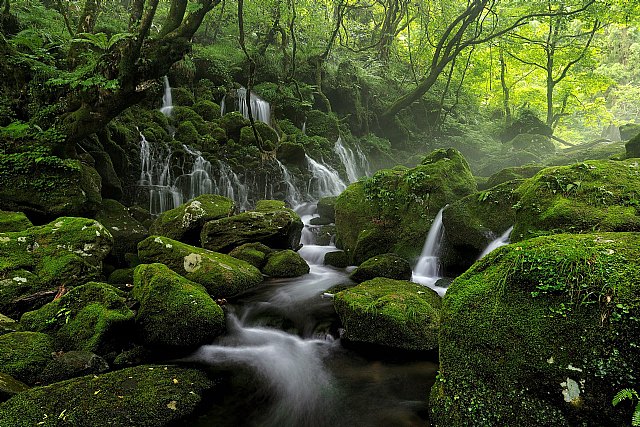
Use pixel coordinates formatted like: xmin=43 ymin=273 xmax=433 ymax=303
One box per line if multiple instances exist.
xmin=620 ymin=123 xmax=640 ymax=141
xmin=315 ymin=225 xmax=336 ymax=246
xmin=324 ymin=251 xmax=349 ymax=268
xmin=305 ymin=110 xmax=340 ymax=141
xmin=0 ymin=365 xmax=214 ymax=426
xmin=486 ymin=165 xmax=544 ymax=188
xmin=192 ymin=100 xmax=221 ymax=122
xmin=219 ymin=111 xmax=249 ymax=142
xmin=150 ymin=194 xmax=234 ymax=245
xmin=0 ymin=313 xmax=20 ymax=336
xmin=263 ymin=250 xmax=310 ymax=278
xmin=0 ymin=211 xmax=32 ymax=233
xmin=512 ymin=160 xmax=640 ymax=242
xmin=128 ymin=205 xmax=154 ymax=229
xmin=20 ymin=282 xmax=135 ymax=355
xmin=335 ymin=148 xmax=476 ymax=264
xmin=239 ymin=122 xmax=279 ymax=151
xmin=334 ymin=278 xmax=441 ymax=351
xmin=112 ymin=345 xmax=152 ymax=368
xmin=107 ymin=268 xmax=134 ymax=286
xmin=309 ymin=217 xmax=332 ymax=226
xmin=0 ymin=217 xmax=113 ymax=317
xmin=317 ymin=197 xmax=337 ymax=222
xmin=626 ymin=132 xmax=640 ymax=158
xmin=137 ymin=236 xmax=263 ymax=298
xmin=500 ymin=110 xmax=553 ymax=143
xmin=0 ymin=332 xmax=53 ymax=384
xmin=95 ymin=199 xmax=149 ymax=266
xmin=0 ymin=155 xmax=102 ymax=222
xmin=133 ymin=264 xmax=225 ymax=350
xmin=40 ymin=351 xmax=109 ymax=384
xmin=430 ymin=233 xmax=640 ymax=426
xmin=507 ymin=133 xmax=556 ymax=158
xmin=200 ymin=201 xmax=303 ymax=253
xmin=276 ymin=141 xmax=306 ymax=167
xmin=88 ymin=150 xmax=122 ymax=200
xmin=0 ymin=373 xmax=29 ymax=403
xmin=349 ymin=253 xmax=412 ymax=283
xmin=229 ymin=243 xmax=272 ymax=269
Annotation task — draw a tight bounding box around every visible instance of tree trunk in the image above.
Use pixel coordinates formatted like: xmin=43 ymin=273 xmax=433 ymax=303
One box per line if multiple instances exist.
xmin=499 ymin=46 xmax=511 ymax=125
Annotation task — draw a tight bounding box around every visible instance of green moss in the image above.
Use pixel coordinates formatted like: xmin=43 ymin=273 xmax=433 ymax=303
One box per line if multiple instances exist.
xmin=431 ymin=232 xmax=640 ymax=426
xmin=0 ymin=373 xmax=29 ymax=402
xmin=0 ymin=313 xmax=20 ymax=336
xmin=39 ymin=351 xmax=109 ymax=384
xmin=317 ymin=197 xmax=337 ymax=222
xmin=263 ymin=250 xmax=310 ymax=278
xmin=305 ymin=110 xmax=340 ymax=141
xmin=219 ymin=112 xmax=249 ymax=142
xmin=276 ymin=141 xmax=306 ymax=167
xmin=133 ymin=264 xmax=225 ymax=349
xmin=334 ymin=278 xmax=441 ymax=350
xmin=20 ymin=282 xmax=135 ymax=354
xmin=171 ymin=87 xmax=195 ymax=107
xmin=486 ymin=165 xmax=544 ymax=188
xmin=228 ymin=243 xmax=272 ymax=269
xmin=174 ymin=121 xmax=200 ymax=145
xmin=512 ymin=160 xmax=640 ymax=241
xmin=324 ymin=251 xmax=349 ymax=268
xmin=239 ymin=122 xmax=279 ymax=152
xmin=95 ymin=199 xmax=148 ymax=265
xmin=107 ymin=268 xmax=134 ymax=285
xmin=0 ymin=364 xmax=214 ymax=426
xmin=349 ymin=253 xmax=412 ymax=283
xmin=192 ymin=100 xmax=221 ymax=122
xmin=170 ymin=106 xmax=207 ymax=135
xmin=137 ymin=236 xmax=263 ymax=298
xmin=0 ymin=332 xmax=53 ymax=384
xmin=0 ymin=211 xmax=32 ymax=233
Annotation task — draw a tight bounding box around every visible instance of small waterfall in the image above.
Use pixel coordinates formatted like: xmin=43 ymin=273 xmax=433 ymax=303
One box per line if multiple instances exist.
xmin=355 ymin=145 xmax=371 ymax=177
xmin=160 ymin=76 xmax=173 ymax=116
xmin=237 ymin=87 xmax=271 ymax=125
xmin=412 ymin=208 xmax=446 ymax=295
xmin=334 ymin=137 xmax=361 ymax=183
xmin=301 ymin=121 xmax=307 ymax=135
xmin=305 ymin=155 xmax=347 ymax=199
xmin=217 ymin=160 xmax=250 ymax=211
xmin=220 ymin=95 xmax=226 ymax=117
xmin=276 ymin=159 xmax=303 ymax=207
xmin=478 ymin=226 xmax=513 ymax=259
xmin=138 ymin=131 xmax=183 ymax=214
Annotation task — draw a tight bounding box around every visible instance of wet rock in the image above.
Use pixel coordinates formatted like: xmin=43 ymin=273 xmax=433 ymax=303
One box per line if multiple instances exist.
xmin=263 ymin=250 xmax=310 ymax=278
xmin=0 ymin=373 xmax=29 ymax=403
xmin=229 ymin=243 xmax=272 ymax=269
xmin=349 ymin=253 xmax=412 ymax=283
xmin=40 ymin=351 xmax=109 ymax=384
xmin=96 ymin=199 xmax=148 ymax=266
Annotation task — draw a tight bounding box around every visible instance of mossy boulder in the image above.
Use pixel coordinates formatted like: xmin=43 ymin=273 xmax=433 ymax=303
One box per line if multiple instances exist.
xmin=335 ymin=148 xmax=477 ymax=264
xmin=441 ymin=180 xmax=521 ymax=273
xmin=507 ymin=133 xmax=556 ymax=157
xmin=133 ymin=264 xmax=225 ymax=350
xmin=150 ymin=194 xmax=234 ymax=244
xmin=95 ymin=199 xmax=148 ymax=266
xmin=0 ymin=211 xmax=32 ymax=233
xmin=171 ymin=87 xmax=195 ymax=107
xmin=0 ymin=332 xmax=53 ymax=384
xmin=500 ymin=110 xmax=553 ymax=143
xmin=486 ymin=165 xmax=544 ymax=188
xmin=239 ymin=122 xmax=279 ymax=151
xmin=305 ymin=110 xmax=340 ymax=141
xmin=40 ymin=351 xmax=109 ymax=384
xmin=0 ymin=364 xmax=214 ymax=426
xmin=137 ymin=236 xmax=263 ymax=298
xmin=276 ymin=141 xmax=306 ymax=167
xmin=200 ymin=201 xmax=303 ymax=253
xmin=324 ymin=251 xmax=349 ymax=268
xmin=512 ymin=160 xmax=640 ymax=242
xmin=0 ymin=156 xmax=101 ymax=222
xmin=349 ymin=253 xmax=412 ymax=283
xmin=229 ymin=242 xmax=272 ymax=269
xmin=317 ymin=197 xmax=337 ymax=222
xmin=430 ymin=233 xmax=640 ymax=426
xmin=192 ymin=100 xmax=221 ymax=122
xmin=262 ymin=250 xmax=310 ymax=278
xmin=0 ymin=373 xmax=29 ymax=403
xmin=88 ymin=150 xmax=122 ymax=200
xmin=219 ymin=112 xmax=249 ymax=142
xmin=0 ymin=313 xmax=20 ymax=336
xmin=0 ymin=217 xmax=113 ymax=317
xmin=20 ymin=282 xmax=135 ymax=354
xmin=626 ymin=132 xmax=640 ymax=158
xmin=620 ymin=123 xmax=640 ymax=141
xmin=107 ymin=268 xmax=134 ymax=286
xmin=334 ymin=278 xmax=441 ymax=351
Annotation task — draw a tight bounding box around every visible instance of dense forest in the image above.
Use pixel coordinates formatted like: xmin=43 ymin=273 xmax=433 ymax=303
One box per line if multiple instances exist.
xmin=1 ymin=0 xmax=640 ymax=426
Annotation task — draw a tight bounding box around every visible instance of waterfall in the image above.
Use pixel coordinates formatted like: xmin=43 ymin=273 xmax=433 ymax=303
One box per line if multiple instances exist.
xmin=355 ymin=145 xmax=371 ymax=177
xmin=220 ymin=95 xmax=226 ymax=117
xmin=160 ymin=76 xmax=173 ymax=116
xmin=217 ymin=160 xmax=250 ymax=211
xmin=237 ymin=87 xmax=271 ymax=125
xmin=276 ymin=159 xmax=303 ymax=207
xmin=138 ymin=131 xmax=183 ymax=214
xmin=301 ymin=121 xmax=306 ymax=135
xmin=305 ymin=155 xmax=347 ymax=199
xmin=333 ymin=137 xmax=361 ymax=183
xmin=412 ymin=208 xmax=446 ymax=295
xmin=478 ymin=226 xmax=513 ymax=259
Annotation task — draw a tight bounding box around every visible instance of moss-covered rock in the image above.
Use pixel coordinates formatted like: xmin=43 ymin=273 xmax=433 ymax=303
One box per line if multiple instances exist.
xmin=239 ymin=122 xmax=279 ymax=151
xmin=430 ymin=233 xmax=640 ymax=426
xmin=335 ymin=148 xmax=477 ymax=264
xmin=150 ymin=195 xmax=234 ymax=245
xmin=95 ymin=199 xmax=148 ymax=266
xmin=0 ymin=364 xmax=214 ymax=426
xmin=626 ymin=132 xmax=640 ymax=158
xmin=500 ymin=110 xmax=553 ymax=143
xmin=0 ymin=217 xmax=113 ymax=317
xmin=305 ymin=110 xmax=340 ymax=141
xmin=20 ymin=282 xmax=135 ymax=354
xmin=88 ymin=150 xmax=122 ymax=200
xmin=40 ymin=351 xmax=109 ymax=384
xmin=0 ymin=313 xmax=20 ymax=336
xmin=0 ymin=211 xmax=32 ymax=233
xmin=192 ymin=100 xmax=221 ymax=122
xmin=276 ymin=141 xmax=306 ymax=167
xmin=324 ymin=251 xmax=349 ymax=268
xmin=317 ymin=197 xmax=337 ymax=222
xmin=0 ymin=373 xmax=29 ymax=403
xmin=201 ymin=201 xmax=303 ymax=253
xmin=0 ymin=155 xmax=101 ymax=221
xmin=507 ymin=133 xmax=556 ymax=157
xmin=219 ymin=112 xmax=249 ymax=142
xmin=133 ymin=264 xmax=225 ymax=350
xmin=229 ymin=242 xmax=272 ymax=269
xmin=262 ymin=250 xmax=310 ymax=278
xmin=620 ymin=123 xmax=640 ymax=141
xmin=138 ymin=236 xmax=263 ymax=298
xmin=512 ymin=160 xmax=640 ymax=242
xmin=107 ymin=268 xmax=134 ymax=286
xmin=0 ymin=332 xmax=53 ymax=384
xmin=486 ymin=165 xmax=544 ymax=188
xmin=171 ymin=87 xmax=195 ymax=107
xmin=334 ymin=278 xmax=441 ymax=350
xmin=349 ymin=253 xmax=412 ymax=283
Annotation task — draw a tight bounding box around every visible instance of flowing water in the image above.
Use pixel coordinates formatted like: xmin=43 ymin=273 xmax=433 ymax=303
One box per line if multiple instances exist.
xmin=412 ymin=208 xmax=448 ymax=296
xmin=478 ymin=226 xmax=514 ymax=259
xmin=333 ymin=137 xmax=371 ymax=183
xmin=237 ymin=87 xmax=271 ymax=125
xmin=160 ymin=75 xmax=173 ymax=116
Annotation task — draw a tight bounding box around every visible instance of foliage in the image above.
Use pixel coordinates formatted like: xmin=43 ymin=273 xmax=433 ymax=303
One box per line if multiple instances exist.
xmin=612 ymin=388 xmax=640 ymax=426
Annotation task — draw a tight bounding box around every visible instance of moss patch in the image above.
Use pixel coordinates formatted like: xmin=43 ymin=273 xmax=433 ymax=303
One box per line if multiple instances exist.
xmin=229 ymin=243 xmax=272 ymax=269
xmin=0 ymin=332 xmax=53 ymax=384
xmin=263 ymin=250 xmax=310 ymax=278
xmin=0 ymin=211 xmax=32 ymax=233
xmin=349 ymin=253 xmax=412 ymax=283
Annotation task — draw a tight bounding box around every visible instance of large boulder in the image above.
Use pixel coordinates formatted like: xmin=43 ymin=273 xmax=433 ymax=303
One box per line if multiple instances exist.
xmin=500 ymin=110 xmax=553 ymax=143
xmin=0 ymin=155 xmax=101 ymax=222
xmin=626 ymin=132 xmax=640 ymax=158
xmin=228 ymin=243 xmax=272 ymax=269
xmin=0 ymin=365 xmax=214 ymax=426
xmin=334 ymin=278 xmax=441 ymax=351
xmin=200 ymin=200 xmax=303 ymax=253
xmin=0 ymin=373 xmax=29 ymax=403
xmin=150 ymin=194 xmax=234 ymax=244
xmin=431 ymin=233 xmax=640 ymax=426
xmin=486 ymin=165 xmax=544 ymax=188
xmin=40 ymin=351 xmax=109 ymax=384
xmin=20 ymin=282 xmax=135 ymax=354
xmin=512 ymin=160 xmax=640 ymax=242
xmin=95 ymin=199 xmax=149 ymax=266
xmin=133 ymin=264 xmax=225 ymax=350
xmin=317 ymin=196 xmax=337 ymax=222
xmin=0 ymin=217 xmax=113 ymax=317
xmin=137 ymin=236 xmax=263 ymax=298
xmin=0 ymin=211 xmax=32 ymax=233
xmin=0 ymin=332 xmax=53 ymax=384
xmin=349 ymin=253 xmax=412 ymax=283
xmin=262 ymin=250 xmax=310 ymax=278
xmin=335 ymin=148 xmax=476 ymax=264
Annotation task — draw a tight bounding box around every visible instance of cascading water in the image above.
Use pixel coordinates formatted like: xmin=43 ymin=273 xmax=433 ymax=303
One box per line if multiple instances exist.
xmin=478 ymin=226 xmax=514 ymax=259
xmin=355 ymin=145 xmax=371 ymax=177
xmin=160 ymin=76 xmax=173 ymax=116
xmin=138 ymin=131 xmax=183 ymax=214
xmin=220 ymin=95 xmax=226 ymax=117
xmin=334 ymin=137 xmax=361 ymax=183
xmin=305 ymin=155 xmax=347 ymax=199
xmin=412 ymin=208 xmax=447 ymax=295
xmin=276 ymin=159 xmax=303 ymax=207
xmin=237 ymin=87 xmax=271 ymax=125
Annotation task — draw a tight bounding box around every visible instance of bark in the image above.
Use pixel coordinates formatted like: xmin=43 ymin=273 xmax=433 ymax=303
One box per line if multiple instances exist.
xmin=159 ymin=0 xmax=187 ymax=37
xmin=499 ymin=46 xmax=511 ymax=125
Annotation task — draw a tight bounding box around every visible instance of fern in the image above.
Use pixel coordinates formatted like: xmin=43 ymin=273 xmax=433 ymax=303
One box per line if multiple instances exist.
xmin=71 ymin=32 xmax=132 ymax=52
xmin=613 ymin=388 xmax=640 ymax=426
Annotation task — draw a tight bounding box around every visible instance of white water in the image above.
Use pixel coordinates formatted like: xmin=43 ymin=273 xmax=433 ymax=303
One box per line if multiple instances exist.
xmin=306 ymin=155 xmax=347 ymax=199
xmin=160 ymin=76 xmax=173 ymax=116
xmin=334 ymin=137 xmax=360 ymax=183
xmin=237 ymin=87 xmax=271 ymax=125
xmin=220 ymin=95 xmax=226 ymax=116
xmin=412 ymin=208 xmax=447 ymax=296
xmin=276 ymin=159 xmax=303 ymax=207
xmin=478 ymin=226 xmax=513 ymax=259
xmin=138 ymin=131 xmax=183 ymax=214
